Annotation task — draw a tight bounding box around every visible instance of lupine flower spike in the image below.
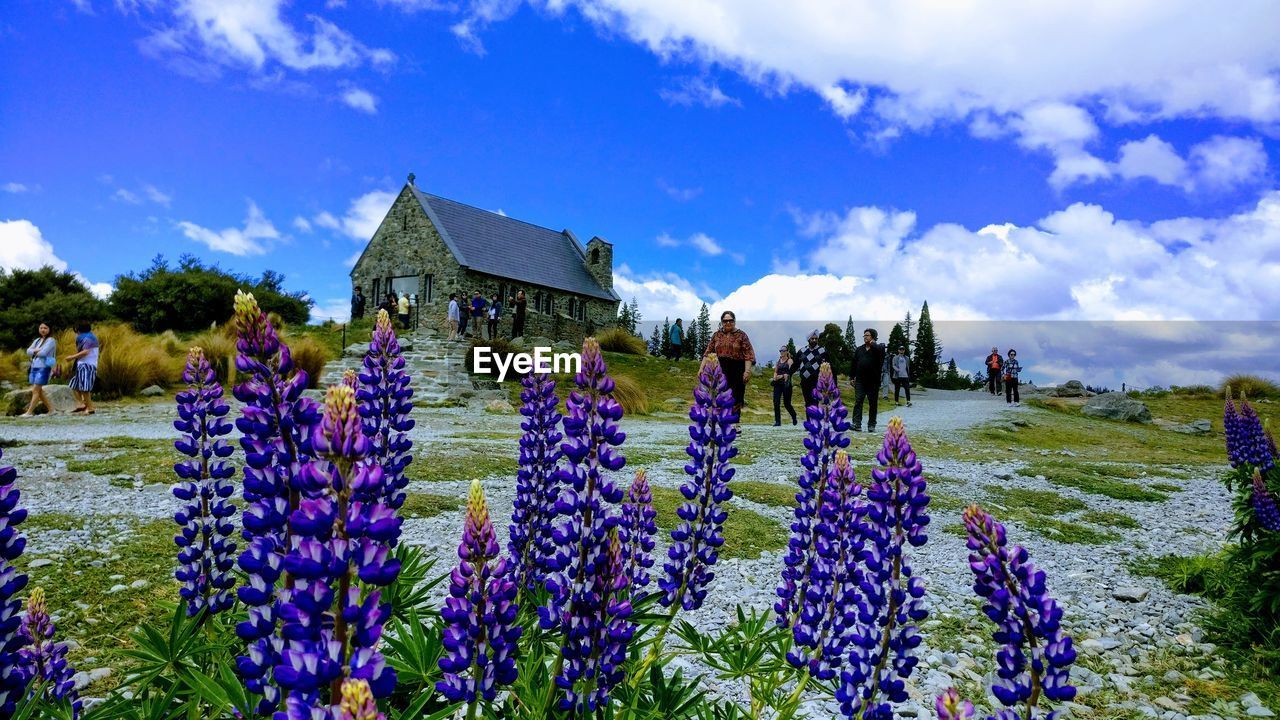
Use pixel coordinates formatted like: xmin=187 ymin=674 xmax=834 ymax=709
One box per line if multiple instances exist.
xmin=936 ymin=688 xmax=975 ymax=720
xmin=438 ymin=480 xmax=520 ymax=707
xmin=173 ymin=347 xmax=238 ymax=616
xmin=776 ymin=362 xmax=851 ymax=628
xmin=355 ymin=310 xmax=415 ymax=510
xmin=1224 ymin=390 xmax=1244 ymax=469
xmin=230 ymin=291 xmax=319 ymax=714
xmin=1252 ymin=473 xmax=1280 ymax=532
xmin=962 ymin=505 xmax=1076 ymax=720
xmin=18 ymin=588 xmax=80 ymax=718
xmin=787 ymin=449 xmax=864 ymax=679
xmin=0 ymin=447 xmax=30 ymax=718
xmin=660 ymin=354 xmax=739 ymax=611
xmin=1235 ymin=397 xmax=1275 ymax=473
xmin=538 ymin=337 xmax=629 ymax=712
xmin=620 ymin=470 xmax=657 ymax=600
xmin=336 ymin=678 xmax=384 ymax=720
xmin=508 ymin=371 xmax=564 ymax=592
xmin=837 ymin=418 xmax=929 ymax=720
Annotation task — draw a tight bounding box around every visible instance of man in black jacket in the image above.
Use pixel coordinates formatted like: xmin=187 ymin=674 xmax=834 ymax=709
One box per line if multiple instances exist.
xmin=850 ymin=328 xmax=886 ymax=432
xmin=795 ymin=330 xmax=829 ymax=408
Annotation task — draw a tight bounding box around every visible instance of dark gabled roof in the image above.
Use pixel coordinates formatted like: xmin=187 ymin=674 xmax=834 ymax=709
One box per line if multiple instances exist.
xmin=409 ymin=186 xmax=619 ymax=302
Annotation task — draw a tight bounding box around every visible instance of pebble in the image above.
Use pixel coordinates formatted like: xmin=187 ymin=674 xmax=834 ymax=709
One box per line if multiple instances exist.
xmin=1246 ymin=708 xmax=1275 ymax=718
xmin=28 ymin=558 xmax=52 ymax=568
xmin=106 ymin=584 xmax=128 ymax=595
xmin=1114 ymin=587 xmax=1151 ymax=602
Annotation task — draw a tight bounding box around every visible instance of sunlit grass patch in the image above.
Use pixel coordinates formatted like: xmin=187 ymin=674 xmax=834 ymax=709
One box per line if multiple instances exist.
xmin=982 ymin=484 xmax=1088 ymax=515
xmin=412 ymin=449 xmax=518 ymax=482
xmin=732 ymin=480 xmax=797 ymax=507
xmin=401 ymin=492 xmax=463 ymax=519
xmin=1080 ymin=509 xmax=1141 ymax=530
xmin=650 ymin=485 xmax=786 ymax=560
xmin=64 ymin=439 xmax=177 ymax=485
xmin=1016 ymin=462 xmax=1170 ymax=502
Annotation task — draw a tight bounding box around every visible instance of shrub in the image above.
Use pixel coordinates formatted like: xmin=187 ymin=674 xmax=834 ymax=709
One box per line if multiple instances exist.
xmin=0 ymin=266 xmax=111 ymax=350
xmin=282 ymin=334 xmax=330 ymax=389
xmin=0 ymin=350 xmax=24 ymax=385
xmin=109 ymin=255 xmax=311 ymax=333
xmin=1171 ymin=384 xmax=1216 ymax=397
xmin=1222 ymin=374 xmax=1280 ymax=400
xmin=611 ymin=374 xmax=648 ymax=415
xmin=596 ymin=327 xmax=648 ymax=355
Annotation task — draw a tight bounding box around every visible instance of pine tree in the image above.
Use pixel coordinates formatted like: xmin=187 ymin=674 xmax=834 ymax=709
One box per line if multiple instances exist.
xmin=629 ymin=297 xmax=642 ymax=337
xmin=617 ymin=303 xmax=632 ymax=332
xmin=902 ymin=311 xmax=914 ymax=350
xmin=911 ymin=301 xmax=941 ymax=386
xmin=685 ymin=319 xmax=700 ymax=358
xmin=786 ymin=337 xmax=797 ymax=357
xmin=660 ymin=317 xmax=672 ymax=358
xmin=819 ymin=323 xmax=850 ymax=375
xmin=648 ymin=323 xmax=662 ymax=356
xmin=843 ymin=315 xmax=856 ymax=353
xmin=697 ymin=303 xmax=712 ymax=352
xmin=887 ymin=323 xmax=908 ymax=356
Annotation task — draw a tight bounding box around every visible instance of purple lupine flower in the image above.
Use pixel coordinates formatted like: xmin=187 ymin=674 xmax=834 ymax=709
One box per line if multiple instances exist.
xmin=0 ymin=448 xmax=30 ymax=718
xmin=838 ymin=418 xmax=929 ymax=719
xmin=1252 ymin=473 xmax=1280 ymax=532
xmin=438 ymin=480 xmax=521 ymax=706
xmin=620 ymin=470 xmax=657 ymax=599
xmin=570 ymin=531 xmax=633 ymax=712
xmin=17 ymin=588 xmax=80 ymax=718
xmin=336 ymin=678 xmax=384 ymax=720
xmin=776 ymin=363 xmax=851 ymax=628
xmin=355 ymin=310 xmax=415 ymax=510
xmin=538 ymin=337 xmax=629 ymax=711
xmin=509 ymin=371 xmax=564 ymax=591
xmin=173 ymin=346 xmax=238 ymax=616
xmin=1224 ymin=393 xmax=1244 ymax=468
xmin=936 ymin=688 xmax=976 ymax=720
xmin=660 ymin=354 xmax=739 ymax=612
xmin=787 ymin=450 xmax=864 ymax=679
xmin=231 ymin=291 xmax=319 ymax=715
xmin=1236 ymin=399 xmax=1275 ymax=473
xmin=962 ymin=504 xmax=1077 ymax=717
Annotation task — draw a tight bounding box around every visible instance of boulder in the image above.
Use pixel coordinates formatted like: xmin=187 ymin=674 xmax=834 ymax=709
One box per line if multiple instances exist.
xmin=484 ymin=399 xmax=514 ymax=414
xmin=1112 ymin=586 xmax=1150 ymax=603
xmin=1082 ymin=392 xmax=1152 ymax=423
xmin=4 ymin=385 xmax=77 ymax=416
xmin=527 ymin=336 xmax=554 ymax=349
xmin=552 ymin=341 xmax=577 ymax=353
xmin=1054 ymin=380 xmax=1087 ymax=397
xmin=1169 ymin=419 xmax=1212 ymax=435
xmin=140 ymin=385 xmax=165 ymax=397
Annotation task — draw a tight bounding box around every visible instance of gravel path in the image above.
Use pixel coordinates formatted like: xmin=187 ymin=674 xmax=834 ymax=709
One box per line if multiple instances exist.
xmin=0 ymin=388 xmax=1259 ymax=719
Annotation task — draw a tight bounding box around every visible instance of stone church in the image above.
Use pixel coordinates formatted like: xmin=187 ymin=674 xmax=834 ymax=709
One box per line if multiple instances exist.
xmin=350 ymin=174 xmax=620 ymax=342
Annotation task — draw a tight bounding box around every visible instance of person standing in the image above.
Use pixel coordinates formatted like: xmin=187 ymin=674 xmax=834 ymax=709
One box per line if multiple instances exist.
xmin=397 ymin=293 xmax=411 ymax=330
xmin=470 ymin=291 xmax=487 ymax=339
xmin=351 ymin=287 xmax=366 ymax=321
xmin=795 ymin=331 xmax=829 ymax=408
xmin=447 ymin=293 xmax=461 ymax=341
xmin=891 ymin=346 xmax=912 ymax=407
xmin=487 ymin=293 xmax=502 ymax=340
xmin=985 ymin=347 xmax=1003 ymax=396
xmin=1004 ymin=349 xmax=1022 ymax=406
xmin=772 ymin=347 xmax=797 ymax=426
xmin=21 ymin=323 xmax=56 ymax=417
xmin=668 ymin=318 xmax=683 ymax=360
xmin=881 ymin=348 xmax=892 ymax=401
xmin=65 ymin=321 xmax=99 ymax=415
xmin=703 ymin=310 xmax=755 ymax=416
xmin=849 ymin=328 xmax=886 ymax=433
xmin=511 ymin=290 xmax=527 ymax=339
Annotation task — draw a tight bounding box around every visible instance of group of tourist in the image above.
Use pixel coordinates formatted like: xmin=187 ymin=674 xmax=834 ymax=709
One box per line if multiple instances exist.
xmin=17 ymin=321 xmax=100 ymax=418
xmin=351 ymin=288 xmax=413 ymax=330
xmin=984 ymin=346 xmax=1023 ymax=405
xmin=445 ymin=289 xmax=527 ymax=342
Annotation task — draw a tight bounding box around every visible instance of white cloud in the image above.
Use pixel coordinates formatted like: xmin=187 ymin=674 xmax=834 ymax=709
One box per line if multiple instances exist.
xmin=74 ymin=273 xmax=115 ymax=299
xmin=654 ymin=232 xmax=680 ymax=248
xmin=128 ymin=0 xmax=395 ymax=76
xmin=143 ymin=184 xmax=172 ymax=206
xmin=309 ymin=297 xmax=351 ymax=323
xmin=317 ymin=189 xmax=397 ymax=241
xmin=657 ymin=178 xmax=702 ymax=201
xmin=0 ymin=220 xmax=69 ymax=272
xmin=113 ymin=188 xmax=142 ymax=204
xmin=1094 ymin=133 xmax=1269 ymax=192
xmin=292 ymin=215 xmax=313 ymax=232
xmin=1188 ymin=135 xmax=1270 ymax=190
xmin=688 ymin=232 xmax=725 ymax=256
xmin=659 ymin=76 xmax=742 ymax=108
xmin=341 ymin=86 xmax=378 ymax=114
xmin=177 ymin=200 xmax=281 ymax=256
xmin=1114 ymin=135 xmax=1188 ymax=186
xmin=2 ymin=182 xmax=29 ymax=194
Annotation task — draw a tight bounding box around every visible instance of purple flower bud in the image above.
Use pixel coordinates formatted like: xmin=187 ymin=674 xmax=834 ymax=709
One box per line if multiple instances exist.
xmin=660 ymin=355 xmax=738 ymax=611
xmin=620 ymin=470 xmax=657 ymax=599
xmin=936 ymin=688 xmax=975 ymax=720
xmin=18 ymin=588 xmax=81 ymax=717
xmin=509 ymin=372 xmax=564 ymax=591
xmin=336 ymin=678 xmax=384 ymax=720
xmin=173 ymin=347 xmax=238 ymax=617
xmin=313 ymin=385 xmax=371 ymax=461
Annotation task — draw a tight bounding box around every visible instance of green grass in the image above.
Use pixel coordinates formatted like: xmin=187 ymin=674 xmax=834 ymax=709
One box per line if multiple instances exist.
xmin=401 ymin=492 xmax=463 ymax=518
xmin=1080 ymin=509 xmax=1141 ymax=529
xmin=17 ymin=517 xmax=178 ymax=693
xmin=64 ymin=439 xmax=177 ymax=485
xmin=928 ymin=492 xmax=967 ymax=512
xmin=650 ymin=485 xmax=786 ymax=560
xmin=942 ymin=522 xmax=969 ymax=539
xmin=732 ymin=480 xmax=798 ymax=507
xmin=22 ymin=512 xmax=83 ymax=532
xmin=82 ymin=436 xmax=175 ymax=451
xmin=982 ymin=484 xmax=1088 ymax=515
xmin=1005 ymin=514 xmax=1120 ymax=545
xmin=1015 ymin=461 xmax=1170 ymax=502
xmin=412 ymin=449 xmax=519 ymax=482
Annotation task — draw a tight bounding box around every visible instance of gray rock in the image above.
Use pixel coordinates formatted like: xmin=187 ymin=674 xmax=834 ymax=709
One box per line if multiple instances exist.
xmin=1170 ymin=419 xmax=1213 ymax=435
xmin=4 ymin=384 xmax=77 ymax=415
xmin=1113 ymin=586 xmax=1150 ymax=602
xmin=1246 ymin=708 xmax=1275 ymax=718
xmin=484 ymin=399 xmax=514 ymax=414
xmin=130 ymin=579 xmax=150 ymax=590
xmin=1054 ymin=380 xmax=1088 ymax=397
xmin=106 ymin=584 xmax=128 ymax=595
xmin=1242 ymin=694 xmax=1263 ymax=709
xmin=140 ymin=385 xmax=165 ymax=397
xmin=1082 ymin=393 xmax=1153 ymax=423
xmin=28 ymin=558 xmax=53 ymax=568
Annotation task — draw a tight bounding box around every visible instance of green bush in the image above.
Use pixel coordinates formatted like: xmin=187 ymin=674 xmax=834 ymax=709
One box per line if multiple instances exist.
xmin=1222 ymin=374 xmax=1280 ymax=401
xmin=0 ymin=266 xmax=111 ymax=350
xmin=110 ymin=254 xmax=311 ymax=333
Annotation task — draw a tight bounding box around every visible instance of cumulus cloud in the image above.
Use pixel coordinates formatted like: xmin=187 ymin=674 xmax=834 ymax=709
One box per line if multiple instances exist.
xmin=309 ymin=297 xmax=351 ymax=323
xmin=340 ymin=86 xmax=378 ymax=114
xmin=177 ymin=200 xmax=281 ymax=256
xmin=1 ymin=219 xmax=113 ymax=296
xmin=316 ymin=189 xmax=397 ymax=241
xmin=292 ymin=215 xmax=313 ymax=232
xmin=654 ymin=231 xmax=745 ymax=263
xmin=1091 ymin=134 xmax=1269 ymax=192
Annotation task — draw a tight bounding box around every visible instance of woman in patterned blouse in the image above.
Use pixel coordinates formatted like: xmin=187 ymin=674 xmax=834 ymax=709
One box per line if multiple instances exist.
xmin=703 ymin=310 xmax=756 ymax=415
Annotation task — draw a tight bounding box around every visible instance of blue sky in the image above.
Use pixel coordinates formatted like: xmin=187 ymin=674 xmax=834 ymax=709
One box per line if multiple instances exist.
xmin=3 ymin=1 xmax=1279 ymax=383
